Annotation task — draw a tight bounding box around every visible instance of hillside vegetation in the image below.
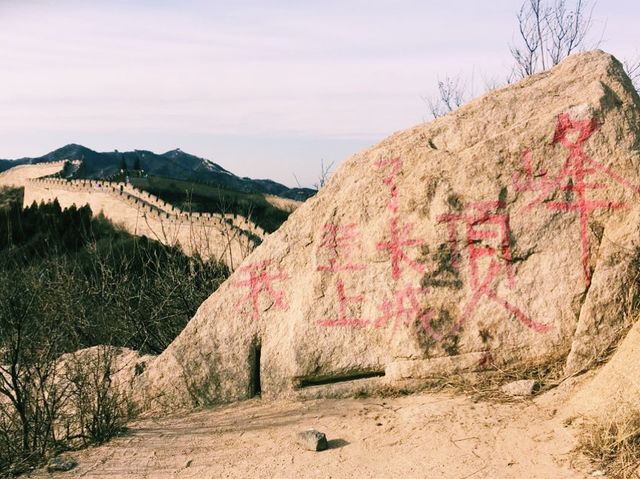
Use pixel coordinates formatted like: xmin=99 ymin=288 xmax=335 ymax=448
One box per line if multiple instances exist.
xmin=0 ymin=187 xmax=229 ymax=474
xmin=0 ymin=188 xmax=229 ymax=354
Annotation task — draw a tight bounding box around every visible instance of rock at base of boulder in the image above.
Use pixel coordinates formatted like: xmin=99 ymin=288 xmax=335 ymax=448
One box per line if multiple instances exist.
xmin=500 ymin=379 xmax=541 ymax=397
xmin=47 ymin=455 xmax=78 ymax=473
xmin=296 ymin=429 xmax=328 ymax=451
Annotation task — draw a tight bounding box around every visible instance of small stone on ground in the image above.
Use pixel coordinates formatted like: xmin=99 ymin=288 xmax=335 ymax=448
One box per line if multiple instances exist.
xmin=47 ymin=455 xmax=78 ymax=473
xmin=296 ymin=429 xmax=328 ymax=451
xmin=501 ymin=379 xmax=541 ymax=397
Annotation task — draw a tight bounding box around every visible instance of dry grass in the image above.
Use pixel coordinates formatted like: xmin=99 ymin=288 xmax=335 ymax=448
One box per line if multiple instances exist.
xmin=411 ymin=356 xmax=567 ymax=402
xmin=356 ymin=356 xmax=569 ymax=405
xmin=578 ymin=404 xmax=640 ymax=478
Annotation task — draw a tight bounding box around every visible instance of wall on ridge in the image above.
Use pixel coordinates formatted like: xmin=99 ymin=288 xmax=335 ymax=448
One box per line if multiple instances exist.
xmin=0 ymin=161 xmax=68 ymax=187
xmin=23 ymin=178 xmax=258 ymax=270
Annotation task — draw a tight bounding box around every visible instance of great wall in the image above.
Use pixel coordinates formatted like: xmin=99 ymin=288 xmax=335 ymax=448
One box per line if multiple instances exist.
xmin=0 ymin=161 xmax=266 ymax=269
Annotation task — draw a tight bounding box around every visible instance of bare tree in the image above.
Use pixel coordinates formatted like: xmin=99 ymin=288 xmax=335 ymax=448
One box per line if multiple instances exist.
xmin=624 ymin=56 xmax=640 ymax=93
xmin=424 ymin=75 xmax=468 ymax=119
xmin=313 ymin=159 xmax=334 ymax=191
xmin=0 ymin=264 xmax=76 ymax=473
xmin=511 ymin=0 xmax=544 ymax=77
xmin=510 ymin=0 xmax=596 ymax=79
xmin=291 ymin=158 xmax=335 ymax=192
xmin=64 ymin=346 xmax=134 ymax=446
xmin=546 ymin=0 xmax=594 ymax=65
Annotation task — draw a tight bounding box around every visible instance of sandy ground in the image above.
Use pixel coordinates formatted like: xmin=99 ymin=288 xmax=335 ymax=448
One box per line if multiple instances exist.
xmin=23 ymin=379 xmax=600 ymax=479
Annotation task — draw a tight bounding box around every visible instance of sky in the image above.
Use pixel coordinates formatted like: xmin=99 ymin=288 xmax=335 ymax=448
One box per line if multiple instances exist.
xmin=0 ymin=1 xmax=637 ymax=187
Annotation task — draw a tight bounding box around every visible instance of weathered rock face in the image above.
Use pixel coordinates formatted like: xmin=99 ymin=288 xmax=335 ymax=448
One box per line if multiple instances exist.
xmin=563 ymin=317 xmax=640 ymax=420
xmin=139 ymin=50 xmax=640 ymax=409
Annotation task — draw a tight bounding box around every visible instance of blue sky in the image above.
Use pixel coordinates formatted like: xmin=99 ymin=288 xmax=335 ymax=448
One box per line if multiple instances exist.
xmin=0 ymin=1 xmax=637 ymax=186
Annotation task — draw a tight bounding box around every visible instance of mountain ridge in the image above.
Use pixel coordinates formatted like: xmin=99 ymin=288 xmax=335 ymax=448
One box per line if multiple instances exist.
xmin=0 ymin=144 xmax=314 ymax=201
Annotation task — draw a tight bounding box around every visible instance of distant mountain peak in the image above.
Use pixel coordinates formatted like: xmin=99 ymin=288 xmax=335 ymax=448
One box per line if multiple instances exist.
xmin=0 ymin=145 xmax=316 ymax=201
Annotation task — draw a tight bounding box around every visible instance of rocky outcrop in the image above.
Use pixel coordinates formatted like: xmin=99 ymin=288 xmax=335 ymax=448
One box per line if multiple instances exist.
xmin=563 ymin=317 xmax=640 ymax=420
xmin=136 ymin=50 xmax=640 ymax=409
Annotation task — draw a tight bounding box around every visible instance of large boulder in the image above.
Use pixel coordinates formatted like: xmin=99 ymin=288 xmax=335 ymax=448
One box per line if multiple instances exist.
xmin=139 ymin=50 xmax=640 ymax=409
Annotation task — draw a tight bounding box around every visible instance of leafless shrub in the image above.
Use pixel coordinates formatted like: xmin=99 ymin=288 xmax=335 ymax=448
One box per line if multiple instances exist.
xmin=0 ymin=266 xmax=139 ymax=476
xmin=624 ymin=56 xmax=640 ymax=94
xmin=0 ymin=264 xmax=75 ymax=475
xmin=313 ymin=159 xmax=335 ymax=191
xmin=64 ymin=347 xmax=135 ymax=446
xmin=424 ymin=75 xmax=468 ymax=119
xmin=510 ymin=0 xmax=597 ymax=79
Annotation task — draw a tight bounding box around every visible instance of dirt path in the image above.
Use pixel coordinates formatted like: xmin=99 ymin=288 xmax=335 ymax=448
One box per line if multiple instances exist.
xmin=24 ymin=381 xmax=598 ymax=479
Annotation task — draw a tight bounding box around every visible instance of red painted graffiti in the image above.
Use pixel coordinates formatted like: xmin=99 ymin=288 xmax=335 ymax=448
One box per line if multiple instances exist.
xmin=317 ymin=279 xmax=367 ymax=327
xmin=318 ymin=157 xmax=426 ymax=333
xmin=317 ymin=223 xmax=365 ymax=273
xmin=374 ymin=285 xmax=440 ymax=339
xmin=233 ymin=260 xmax=289 ymax=321
xmin=513 ymin=113 xmax=640 ymax=287
xmin=316 ymin=222 xmax=367 ymax=327
xmin=439 ymin=201 xmax=514 ymax=290
xmin=374 ymin=158 xmax=424 ymax=280
xmin=375 ymin=157 xmax=403 ymax=213
xmin=377 ymin=218 xmax=424 ymax=281
xmin=438 ymin=201 xmax=550 ymax=333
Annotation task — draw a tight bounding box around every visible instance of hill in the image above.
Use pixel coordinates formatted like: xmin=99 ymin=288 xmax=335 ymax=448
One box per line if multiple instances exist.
xmin=0 ymin=144 xmax=315 ymax=201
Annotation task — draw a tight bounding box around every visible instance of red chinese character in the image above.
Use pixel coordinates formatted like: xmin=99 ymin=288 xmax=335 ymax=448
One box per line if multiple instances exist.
xmin=374 ymin=285 xmax=441 ymax=339
xmin=438 ymin=201 xmax=550 ymax=333
xmin=514 ymin=113 xmax=640 ymax=287
xmin=317 ymin=279 xmax=367 ymax=327
xmin=317 ymin=223 xmax=365 ymax=273
xmin=513 ymin=149 xmax=548 ymax=192
xmin=439 ymin=201 xmax=514 ymax=290
xmin=377 ymin=217 xmax=424 ymax=280
xmin=375 ymin=157 xmax=402 ymax=213
xmin=233 ymin=260 xmax=288 ymax=321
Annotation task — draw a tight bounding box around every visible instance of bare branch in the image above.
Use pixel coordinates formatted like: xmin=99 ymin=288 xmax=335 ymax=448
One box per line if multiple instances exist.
xmin=313 ymin=159 xmax=334 ymax=191
xmin=510 ymin=0 xmax=595 ymax=78
xmin=624 ymin=56 xmax=640 ymax=93
xmin=424 ymin=75 xmax=468 ymax=119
